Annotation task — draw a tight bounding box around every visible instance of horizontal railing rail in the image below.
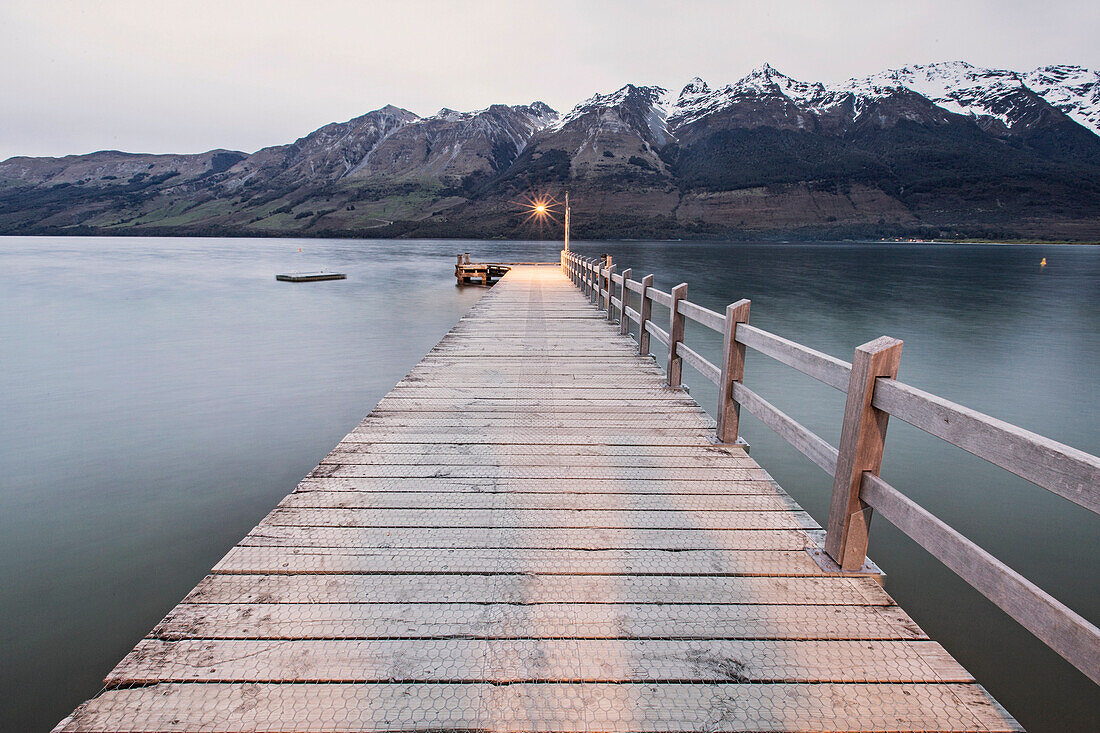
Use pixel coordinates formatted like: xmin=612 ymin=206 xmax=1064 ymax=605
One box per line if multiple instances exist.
xmin=560 ymin=249 xmax=1099 ymax=685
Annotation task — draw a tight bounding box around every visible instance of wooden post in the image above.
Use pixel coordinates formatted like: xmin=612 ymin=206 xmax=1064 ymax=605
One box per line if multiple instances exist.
xmin=604 ymin=256 xmax=612 ymax=311
xmin=606 ymin=264 xmax=617 ymax=320
xmin=667 ymin=283 xmax=688 ymax=387
xmin=825 ymin=336 xmax=903 ymax=571
xmin=464 ymin=252 xmax=471 ymax=265
xmin=717 ymin=299 xmax=751 ymax=443
xmin=637 ymin=274 xmax=654 ymax=355
xmin=618 ymin=268 xmax=632 ymax=334
xmin=587 ymin=258 xmax=596 ymax=300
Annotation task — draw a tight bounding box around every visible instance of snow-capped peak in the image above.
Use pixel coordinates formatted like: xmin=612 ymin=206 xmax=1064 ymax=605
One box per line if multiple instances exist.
xmin=843 ymin=62 xmax=1033 ymax=129
xmin=680 ymin=77 xmax=710 ymax=97
xmin=1023 ymin=65 xmax=1100 ymax=135
xmin=551 ymin=61 xmax=1100 ymax=143
xmin=552 ymin=83 xmax=667 ymax=132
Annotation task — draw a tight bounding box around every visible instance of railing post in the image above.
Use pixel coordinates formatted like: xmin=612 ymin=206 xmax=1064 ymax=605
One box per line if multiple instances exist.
xmin=637 ymin=274 xmax=654 ymax=355
xmin=597 ymin=256 xmax=609 ymax=306
xmin=604 ymin=256 xmax=613 ymax=311
xmin=717 ymin=299 xmax=751 ymax=443
xmin=825 ymin=336 xmax=903 ymax=571
xmin=605 ymin=264 xmax=616 ymax=320
xmin=667 ymin=283 xmax=688 ymax=387
xmin=618 ymin=268 xmax=632 ymax=334
xmin=588 ymin=258 xmax=596 ymax=301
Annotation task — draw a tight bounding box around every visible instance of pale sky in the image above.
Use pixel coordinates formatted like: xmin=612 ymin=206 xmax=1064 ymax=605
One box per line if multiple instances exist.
xmin=1 ymin=0 xmax=1098 ymax=161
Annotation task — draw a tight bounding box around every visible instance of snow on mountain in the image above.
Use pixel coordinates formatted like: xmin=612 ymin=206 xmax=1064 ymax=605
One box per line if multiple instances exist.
xmin=838 ymin=61 xmax=1100 ymax=136
xmin=1023 ymin=65 xmax=1100 ymax=135
xmin=843 ymin=62 xmax=1038 ymax=130
xmin=665 ymin=65 xmax=850 ymax=129
xmin=653 ymin=62 xmax=1100 ymax=138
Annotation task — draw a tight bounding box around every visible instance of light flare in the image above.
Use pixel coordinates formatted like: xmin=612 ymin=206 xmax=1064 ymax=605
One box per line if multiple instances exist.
xmin=516 ymin=192 xmax=562 ymax=227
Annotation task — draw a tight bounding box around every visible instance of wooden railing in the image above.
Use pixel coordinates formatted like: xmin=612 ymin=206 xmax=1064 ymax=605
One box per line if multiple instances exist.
xmin=561 ymin=249 xmax=1100 ymax=685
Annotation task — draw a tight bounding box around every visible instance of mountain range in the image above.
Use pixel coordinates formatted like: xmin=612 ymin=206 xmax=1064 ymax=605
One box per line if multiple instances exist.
xmin=2 ymin=61 xmax=1099 ymax=240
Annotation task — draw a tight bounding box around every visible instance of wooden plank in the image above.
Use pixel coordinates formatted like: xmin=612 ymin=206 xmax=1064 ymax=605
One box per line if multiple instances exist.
xmin=648 ymin=287 xmax=673 ymax=308
xmin=355 ymin=415 xmax=713 ymax=428
xmin=678 ymin=342 xmax=720 ymax=385
xmin=279 ymin=492 xmax=790 ymax=512
xmin=736 ymin=323 xmax=853 ymax=392
xmin=261 ymin=507 xmax=813 ymax=530
xmin=106 ymin=638 xmax=971 ymax=684
xmin=294 ymin=477 xmax=783 ymax=495
xmin=338 ymin=433 xmax=731 ymax=446
xmin=213 ymin=547 xmax=829 ymax=576
xmin=872 ymin=378 xmax=1100 ymax=514
xmin=645 ymin=319 xmax=670 ymax=347
xmin=239 ymin=525 xmax=822 ymax=551
xmin=679 ymin=299 xmax=725 ymax=333
xmin=323 ymin=443 xmax=751 ymax=458
xmin=321 ymin=452 xmax=758 ymax=468
xmin=313 ymin=465 xmax=766 ymax=481
xmin=152 ymin=602 xmax=929 ymax=641
xmin=732 ymin=382 xmax=839 ymax=474
xmin=183 ymin=574 xmax=891 ymax=606
xmin=54 ymin=682 xmax=1021 ymax=733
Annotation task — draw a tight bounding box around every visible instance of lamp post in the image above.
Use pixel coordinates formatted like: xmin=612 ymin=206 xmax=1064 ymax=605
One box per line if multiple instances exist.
xmin=564 ymin=191 xmax=570 ymax=252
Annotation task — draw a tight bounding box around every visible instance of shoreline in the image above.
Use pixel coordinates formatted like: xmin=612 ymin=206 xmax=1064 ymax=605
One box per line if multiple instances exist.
xmin=0 ymin=232 xmax=1097 ymax=246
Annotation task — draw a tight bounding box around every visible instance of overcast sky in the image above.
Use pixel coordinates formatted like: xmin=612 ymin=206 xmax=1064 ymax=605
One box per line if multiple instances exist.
xmin=2 ymin=0 xmax=1098 ymax=161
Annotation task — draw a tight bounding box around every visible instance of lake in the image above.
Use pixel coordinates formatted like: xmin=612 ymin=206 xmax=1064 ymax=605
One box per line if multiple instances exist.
xmin=1 ymin=236 xmax=1096 ymax=732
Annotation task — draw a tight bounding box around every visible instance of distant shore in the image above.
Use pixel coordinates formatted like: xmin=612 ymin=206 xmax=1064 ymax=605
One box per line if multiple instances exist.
xmin=1 ymin=228 xmax=1097 ymax=246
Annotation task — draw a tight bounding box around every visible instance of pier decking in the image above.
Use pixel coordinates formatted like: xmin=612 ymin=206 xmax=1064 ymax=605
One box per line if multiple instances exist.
xmin=55 ymin=265 xmax=1026 ymax=732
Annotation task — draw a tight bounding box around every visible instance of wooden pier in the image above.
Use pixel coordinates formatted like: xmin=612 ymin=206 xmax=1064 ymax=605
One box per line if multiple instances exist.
xmin=54 ymin=257 xmax=1099 ymax=732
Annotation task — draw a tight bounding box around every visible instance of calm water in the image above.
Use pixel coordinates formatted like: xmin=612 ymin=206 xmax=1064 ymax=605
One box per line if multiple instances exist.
xmin=1 ymin=237 xmax=1097 ymax=731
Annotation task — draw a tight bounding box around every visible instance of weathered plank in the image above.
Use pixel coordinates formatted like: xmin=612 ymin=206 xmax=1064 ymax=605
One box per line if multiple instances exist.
xmin=261 ymin=507 xmax=815 ymax=530
xmin=238 ymin=525 xmax=822 ymax=550
xmin=278 ymin=491 xmax=793 ymax=511
xmin=183 ymin=573 xmax=892 ymax=605
xmin=873 ymin=377 xmax=1100 ymax=514
xmin=213 ymin=547 xmax=823 ymax=576
xmin=152 ymin=602 xmax=929 ymax=641
xmin=56 ymin=682 xmax=1021 ymax=732
xmin=106 ymin=638 xmax=970 ymax=684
